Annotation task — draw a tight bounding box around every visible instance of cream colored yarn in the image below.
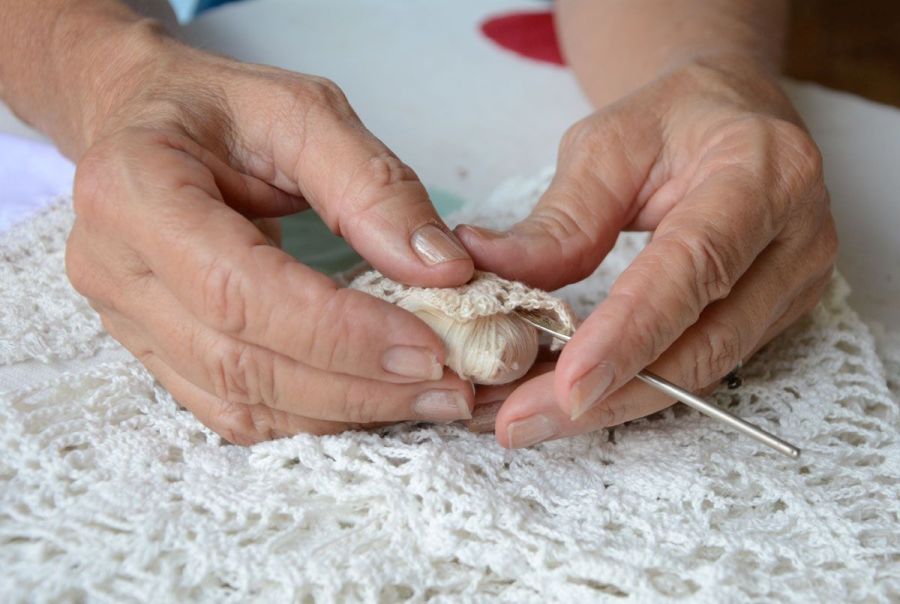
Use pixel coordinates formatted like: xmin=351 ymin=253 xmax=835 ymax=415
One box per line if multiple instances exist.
xmin=350 ymin=270 xmax=578 ymax=384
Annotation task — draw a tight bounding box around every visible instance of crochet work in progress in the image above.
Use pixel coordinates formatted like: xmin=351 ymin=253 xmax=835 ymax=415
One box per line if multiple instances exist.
xmin=350 ymin=269 xmax=577 ymax=384
xmin=1 ymin=170 xmax=898 ymax=601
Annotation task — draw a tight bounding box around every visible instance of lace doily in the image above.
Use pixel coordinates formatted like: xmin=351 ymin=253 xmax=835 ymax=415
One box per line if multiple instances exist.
xmin=1 ymin=177 xmax=898 ymax=601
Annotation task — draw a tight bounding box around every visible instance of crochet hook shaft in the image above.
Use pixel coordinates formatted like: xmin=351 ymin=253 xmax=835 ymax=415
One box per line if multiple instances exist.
xmin=634 ymin=371 xmax=800 ymax=458
xmin=516 ymin=311 xmax=801 ymax=459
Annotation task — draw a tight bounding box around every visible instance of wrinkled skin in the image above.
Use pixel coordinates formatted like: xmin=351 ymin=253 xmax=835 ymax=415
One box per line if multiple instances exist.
xmin=65 ymin=39 xmax=478 ymax=444
xmin=458 ymin=62 xmax=837 ymax=448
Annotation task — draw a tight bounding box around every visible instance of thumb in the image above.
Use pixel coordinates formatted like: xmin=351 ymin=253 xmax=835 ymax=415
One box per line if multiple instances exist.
xmin=455 ymin=116 xmax=656 ymax=291
xmin=233 ymin=76 xmax=474 ymax=287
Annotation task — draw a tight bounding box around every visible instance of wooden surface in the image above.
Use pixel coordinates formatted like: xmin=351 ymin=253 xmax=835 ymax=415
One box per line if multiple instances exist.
xmin=786 ymin=1 xmax=900 ymax=107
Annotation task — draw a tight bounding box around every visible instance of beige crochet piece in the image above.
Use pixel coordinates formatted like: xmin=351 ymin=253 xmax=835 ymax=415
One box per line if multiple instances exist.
xmin=350 ymin=270 xmax=579 ymax=384
xmin=350 ymin=270 xmax=578 ymax=328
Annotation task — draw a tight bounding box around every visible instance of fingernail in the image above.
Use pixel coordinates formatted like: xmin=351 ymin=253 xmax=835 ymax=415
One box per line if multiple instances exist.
xmin=458 ymin=224 xmax=508 ymax=241
xmin=411 ymin=224 xmax=469 ymax=266
xmin=569 ymin=362 xmax=615 ymax=420
xmin=467 ymin=401 xmax=503 ymax=433
xmin=412 ymin=389 xmax=472 ymax=422
xmin=506 ymin=414 xmax=559 ymax=448
xmin=382 ymin=345 xmax=443 ymax=380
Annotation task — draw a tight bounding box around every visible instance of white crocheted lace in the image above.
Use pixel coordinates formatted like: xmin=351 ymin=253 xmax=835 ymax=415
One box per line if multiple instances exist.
xmin=349 ymin=269 xmax=578 ymax=334
xmin=1 ymin=177 xmax=898 ymax=602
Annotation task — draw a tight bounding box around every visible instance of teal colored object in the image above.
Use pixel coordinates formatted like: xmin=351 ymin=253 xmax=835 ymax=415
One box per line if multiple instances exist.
xmin=169 ymin=0 xmax=242 ymax=22
xmin=279 ymin=212 xmax=361 ymax=276
xmin=280 ymin=187 xmax=467 ymax=275
xmin=429 ymin=187 xmax=466 ymax=215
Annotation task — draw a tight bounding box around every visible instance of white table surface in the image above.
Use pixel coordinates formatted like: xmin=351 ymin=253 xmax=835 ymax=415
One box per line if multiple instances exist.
xmin=2 ymin=0 xmax=897 ymax=329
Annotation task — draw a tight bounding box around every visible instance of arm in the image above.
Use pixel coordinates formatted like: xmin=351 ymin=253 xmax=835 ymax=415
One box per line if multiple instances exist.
xmin=0 ymin=0 xmax=174 ymax=157
xmin=556 ymin=0 xmax=788 ymax=108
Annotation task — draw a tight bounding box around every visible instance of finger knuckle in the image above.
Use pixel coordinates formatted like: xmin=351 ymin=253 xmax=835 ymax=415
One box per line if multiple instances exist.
xmin=709 ymin=116 xmax=823 ymax=199
xmin=198 ymin=257 xmax=249 ymax=334
xmin=528 ymin=201 xmax=602 ymax=281
xmin=612 ymin=288 xmax=675 ymax=361
xmin=360 ymin=154 xmax=419 ymax=191
xmin=209 ymin=402 xmax=275 ymax=445
xmin=594 ymin=400 xmax=626 ymax=428
xmin=300 ymin=77 xmax=353 ymax=118
xmin=689 ymin=318 xmax=743 ymax=389
xmin=338 ymin=154 xmax=421 ymax=232
xmin=559 ymin=115 xmax=611 ymax=157
xmin=559 ymin=119 xmax=592 ymax=155
xmin=670 ymin=231 xmax=737 ymax=305
xmin=209 ymin=340 xmax=275 ymax=407
xmin=303 ymin=288 xmax=363 ymax=370
xmin=340 ymin=380 xmax=379 ymax=424
xmin=772 ymin=120 xmax=824 ymax=195
xmin=133 ymin=346 xmax=156 ymax=367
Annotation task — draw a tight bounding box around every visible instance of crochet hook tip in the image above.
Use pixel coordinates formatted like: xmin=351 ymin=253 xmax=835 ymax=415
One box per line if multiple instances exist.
xmin=515 ymin=311 xmax=803 ymax=459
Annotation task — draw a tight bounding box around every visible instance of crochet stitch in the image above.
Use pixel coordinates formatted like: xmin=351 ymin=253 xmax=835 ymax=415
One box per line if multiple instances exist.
xmin=350 ymin=269 xmax=578 ymax=384
xmin=0 ymin=172 xmax=897 ymax=601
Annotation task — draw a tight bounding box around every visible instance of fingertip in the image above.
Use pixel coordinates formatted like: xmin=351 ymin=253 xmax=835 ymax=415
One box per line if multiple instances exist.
xmin=492 ymin=372 xmax=559 ymax=447
xmin=397 ymin=257 xmax=476 ymax=288
xmin=362 ymin=222 xmax=474 ymax=288
xmin=436 ymin=368 xmax=476 ymax=419
xmin=417 ymin=255 xmax=477 ymax=288
xmin=407 ymin=223 xmax=475 ymax=285
xmin=359 ymin=289 xmax=447 ymax=360
xmin=454 ymin=223 xmax=524 ymax=278
xmin=454 ymin=224 xmax=509 ymax=255
xmin=454 ymin=224 xmax=509 ymax=245
xmin=455 ymin=223 xmax=578 ymax=290
xmin=555 ymin=327 xmax=621 ymax=420
xmin=467 ymin=400 xmax=504 ymax=434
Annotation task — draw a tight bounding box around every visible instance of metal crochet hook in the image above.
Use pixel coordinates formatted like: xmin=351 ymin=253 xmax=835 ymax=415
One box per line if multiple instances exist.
xmin=515 ymin=310 xmax=801 ymax=459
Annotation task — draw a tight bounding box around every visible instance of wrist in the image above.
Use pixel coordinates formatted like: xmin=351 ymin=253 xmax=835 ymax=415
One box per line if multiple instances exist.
xmin=556 ymin=1 xmax=788 ymax=111
xmin=662 ymin=53 xmax=799 ymax=124
xmin=52 ymin=17 xmax=176 ymax=157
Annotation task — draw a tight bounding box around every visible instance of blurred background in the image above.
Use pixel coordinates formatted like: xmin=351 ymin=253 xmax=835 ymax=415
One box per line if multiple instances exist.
xmin=786 ymin=0 xmax=900 ymax=108
xmin=171 ymin=0 xmax=900 ymax=108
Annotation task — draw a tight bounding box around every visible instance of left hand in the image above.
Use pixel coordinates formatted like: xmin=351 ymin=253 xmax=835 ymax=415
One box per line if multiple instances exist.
xmin=456 ymin=60 xmax=837 ymax=448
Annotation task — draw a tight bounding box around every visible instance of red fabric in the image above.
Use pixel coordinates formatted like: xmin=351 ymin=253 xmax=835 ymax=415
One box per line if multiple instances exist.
xmin=480 ymin=11 xmax=566 ymax=66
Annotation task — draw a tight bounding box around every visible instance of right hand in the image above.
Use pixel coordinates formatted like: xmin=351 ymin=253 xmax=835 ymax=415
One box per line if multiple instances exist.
xmin=65 ymin=28 xmax=475 ymax=444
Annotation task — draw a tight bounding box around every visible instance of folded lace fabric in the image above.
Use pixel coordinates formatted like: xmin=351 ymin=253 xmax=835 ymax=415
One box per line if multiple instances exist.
xmin=350 ymin=269 xmax=578 ymax=384
xmin=1 ymin=176 xmax=898 ymax=601
xmin=350 ymin=269 xmax=578 ymax=329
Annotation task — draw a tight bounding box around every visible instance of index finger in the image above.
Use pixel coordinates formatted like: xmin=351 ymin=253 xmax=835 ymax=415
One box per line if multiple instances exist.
xmin=114 ymin=141 xmax=452 ymax=384
xmin=556 ymin=167 xmax=784 ymax=418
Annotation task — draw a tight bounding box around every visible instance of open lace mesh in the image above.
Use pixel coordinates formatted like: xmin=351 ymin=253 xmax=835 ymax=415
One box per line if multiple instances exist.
xmin=1 ymin=178 xmax=897 ymax=601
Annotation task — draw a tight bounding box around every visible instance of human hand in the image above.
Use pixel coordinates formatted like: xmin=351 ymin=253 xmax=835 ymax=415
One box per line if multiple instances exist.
xmin=65 ymin=30 xmax=475 ymax=444
xmin=456 ymin=60 xmax=837 ymax=448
